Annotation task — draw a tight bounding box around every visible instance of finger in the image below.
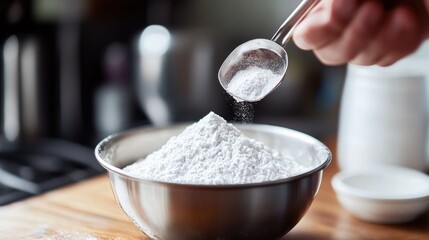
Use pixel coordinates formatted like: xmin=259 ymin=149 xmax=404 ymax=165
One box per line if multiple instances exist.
xmin=377 ymin=6 xmax=424 ymax=66
xmin=293 ymin=0 xmax=359 ymax=50
xmin=351 ymin=6 xmax=420 ymax=66
xmin=313 ymin=1 xmax=385 ymax=65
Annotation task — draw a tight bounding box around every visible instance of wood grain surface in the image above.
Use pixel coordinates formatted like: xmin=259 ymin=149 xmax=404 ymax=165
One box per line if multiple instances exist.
xmin=0 ymin=138 xmax=428 ymax=240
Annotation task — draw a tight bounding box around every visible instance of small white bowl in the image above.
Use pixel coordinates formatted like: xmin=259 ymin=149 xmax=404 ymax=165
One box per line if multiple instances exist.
xmin=332 ymin=165 xmax=429 ymax=224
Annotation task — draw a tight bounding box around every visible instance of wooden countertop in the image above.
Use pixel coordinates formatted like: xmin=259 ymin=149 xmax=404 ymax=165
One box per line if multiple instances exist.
xmin=0 ymin=138 xmax=428 ymax=240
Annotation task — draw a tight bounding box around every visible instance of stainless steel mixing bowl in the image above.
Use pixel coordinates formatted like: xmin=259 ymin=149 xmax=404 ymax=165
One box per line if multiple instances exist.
xmin=95 ymin=124 xmax=331 ymax=240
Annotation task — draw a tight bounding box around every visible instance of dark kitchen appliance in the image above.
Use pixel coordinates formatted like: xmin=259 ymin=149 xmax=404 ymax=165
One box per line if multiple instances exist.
xmin=0 ymin=138 xmax=103 ymax=205
xmin=0 ymin=0 xmax=111 ymax=205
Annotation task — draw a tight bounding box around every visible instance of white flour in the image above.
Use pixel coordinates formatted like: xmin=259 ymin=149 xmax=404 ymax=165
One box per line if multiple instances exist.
xmin=227 ymin=66 xmax=282 ymax=102
xmin=124 ymin=112 xmax=307 ymax=184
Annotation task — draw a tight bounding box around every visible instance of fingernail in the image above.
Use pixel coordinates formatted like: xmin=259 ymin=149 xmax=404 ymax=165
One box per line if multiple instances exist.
xmin=292 ymin=31 xmax=313 ymax=50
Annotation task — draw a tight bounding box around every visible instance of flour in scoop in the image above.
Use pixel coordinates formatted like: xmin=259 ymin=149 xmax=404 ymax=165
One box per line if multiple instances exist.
xmin=124 ymin=112 xmax=307 ymax=184
xmin=227 ymin=66 xmax=282 ymax=102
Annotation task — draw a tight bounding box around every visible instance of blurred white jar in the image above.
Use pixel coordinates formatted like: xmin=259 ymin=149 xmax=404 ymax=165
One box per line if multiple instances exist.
xmin=338 ymin=42 xmax=429 ymax=171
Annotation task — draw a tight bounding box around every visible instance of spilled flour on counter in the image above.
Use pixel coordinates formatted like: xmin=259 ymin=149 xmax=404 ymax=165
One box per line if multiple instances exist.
xmin=124 ymin=112 xmax=307 ymax=184
xmin=227 ymin=66 xmax=282 ymax=102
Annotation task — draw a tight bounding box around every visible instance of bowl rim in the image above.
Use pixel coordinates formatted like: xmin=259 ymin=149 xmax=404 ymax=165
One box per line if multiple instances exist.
xmin=331 ymin=166 xmax=429 ymax=201
xmin=95 ymin=123 xmax=332 ymax=189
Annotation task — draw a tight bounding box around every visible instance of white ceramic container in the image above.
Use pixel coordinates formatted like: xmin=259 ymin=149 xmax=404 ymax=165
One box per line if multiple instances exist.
xmin=332 ymin=165 xmax=429 ymax=223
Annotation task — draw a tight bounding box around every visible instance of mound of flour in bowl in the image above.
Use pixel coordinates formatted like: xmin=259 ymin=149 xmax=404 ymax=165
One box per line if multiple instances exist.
xmin=123 ymin=112 xmax=307 ymax=184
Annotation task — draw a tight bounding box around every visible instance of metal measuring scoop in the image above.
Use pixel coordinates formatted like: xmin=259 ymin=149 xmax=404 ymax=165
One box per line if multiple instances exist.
xmin=218 ymin=0 xmax=321 ymax=102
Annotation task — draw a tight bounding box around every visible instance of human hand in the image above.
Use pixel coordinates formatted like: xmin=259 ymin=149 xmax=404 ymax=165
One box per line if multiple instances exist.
xmin=293 ymin=0 xmax=429 ymax=66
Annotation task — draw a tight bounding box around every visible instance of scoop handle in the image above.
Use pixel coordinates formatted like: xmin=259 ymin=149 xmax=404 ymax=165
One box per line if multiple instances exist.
xmin=272 ymin=0 xmax=321 ymax=47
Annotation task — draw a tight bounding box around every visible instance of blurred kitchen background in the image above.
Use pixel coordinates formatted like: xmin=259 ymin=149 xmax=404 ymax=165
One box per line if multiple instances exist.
xmin=0 ymin=0 xmax=345 ymax=205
